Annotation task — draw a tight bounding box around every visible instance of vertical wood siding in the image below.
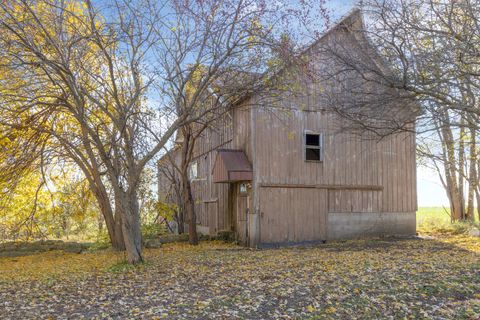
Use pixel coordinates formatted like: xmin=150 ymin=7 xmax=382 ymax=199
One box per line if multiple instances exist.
xmin=259 ymin=188 xmax=327 ymax=243
xmin=158 ymin=11 xmax=417 ymax=242
xmin=159 ymin=106 xmax=253 ymax=234
xmin=252 ymin=106 xmax=417 ymax=217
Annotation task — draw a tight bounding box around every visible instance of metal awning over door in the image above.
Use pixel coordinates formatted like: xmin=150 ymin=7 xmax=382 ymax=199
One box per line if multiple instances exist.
xmin=212 ymin=149 xmax=253 ymax=183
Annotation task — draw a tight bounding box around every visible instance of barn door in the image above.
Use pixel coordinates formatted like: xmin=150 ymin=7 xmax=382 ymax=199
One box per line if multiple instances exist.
xmin=236 ymin=183 xmax=250 ymax=245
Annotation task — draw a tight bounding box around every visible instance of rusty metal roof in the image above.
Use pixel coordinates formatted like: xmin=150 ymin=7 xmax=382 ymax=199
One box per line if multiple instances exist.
xmin=212 ymin=149 xmax=253 ymax=183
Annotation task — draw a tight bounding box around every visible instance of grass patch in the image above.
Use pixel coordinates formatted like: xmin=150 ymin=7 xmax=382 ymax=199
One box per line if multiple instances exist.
xmin=417 ymin=207 xmax=479 ymax=235
xmin=86 ymin=240 xmax=111 ymax=252
xmin=142 ymin=223 xmax=169 ymax=240
xmin=107 ymin=260 xmax=139 ymax=273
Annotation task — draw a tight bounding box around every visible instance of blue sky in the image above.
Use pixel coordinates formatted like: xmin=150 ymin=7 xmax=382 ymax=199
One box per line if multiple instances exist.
xmin=327 ymin=0 xmax=358 ymax=16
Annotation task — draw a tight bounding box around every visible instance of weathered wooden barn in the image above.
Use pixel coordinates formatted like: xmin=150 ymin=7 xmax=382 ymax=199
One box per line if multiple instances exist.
xmin=158 ymin=10 xmax=417 ymax=247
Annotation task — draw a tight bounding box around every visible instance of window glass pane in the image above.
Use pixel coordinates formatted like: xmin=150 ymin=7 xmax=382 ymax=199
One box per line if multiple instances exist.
xmin=189 ymin=162 xmax=198 ymax=180
xmin=306 ymin=133 xmax=320 ymax=146
xmin=239 ymin=183 xmax=247 ymax=194
xmin=306 ymin=148 xmax=321 ymax=161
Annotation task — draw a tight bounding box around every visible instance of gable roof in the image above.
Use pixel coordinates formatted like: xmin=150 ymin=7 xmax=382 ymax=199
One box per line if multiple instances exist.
xmin=231 ymin=8 xmax=365 ymax=106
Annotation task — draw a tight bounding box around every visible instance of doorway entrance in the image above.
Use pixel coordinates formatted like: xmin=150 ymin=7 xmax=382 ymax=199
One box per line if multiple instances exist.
xmin=235 ymin=182 xmax=250 ymax=245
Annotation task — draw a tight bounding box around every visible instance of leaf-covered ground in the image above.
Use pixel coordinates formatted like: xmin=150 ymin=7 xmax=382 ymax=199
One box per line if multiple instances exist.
xmin=0 ymin=235 xmax=479 ymax=319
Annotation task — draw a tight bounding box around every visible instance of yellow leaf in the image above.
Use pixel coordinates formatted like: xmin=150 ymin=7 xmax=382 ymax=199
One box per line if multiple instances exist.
xmin=325 ymin=306 xmax=337 ymax=314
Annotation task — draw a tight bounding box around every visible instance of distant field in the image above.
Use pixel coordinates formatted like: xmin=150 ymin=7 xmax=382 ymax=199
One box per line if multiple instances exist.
xmin=417 ymin=207 xmax=451 ymax=223
xmin=417 ymin=207 xmax=479 ymax=235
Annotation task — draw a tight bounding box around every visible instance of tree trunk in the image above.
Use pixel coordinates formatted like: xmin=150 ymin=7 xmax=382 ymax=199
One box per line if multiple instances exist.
xmin=118 ymin=191 xmax=143 ymax=264
xmin=179 ymin=126 xmax=198 ymax=245
xmin=466 ymin=126 xmax=476 ymax=220
xmin=458 ymin=124 xmax=466 ymax=219
xmin=184 ymin=176 xmax=198 ymax=245
xmin=97 ymin=211 xmax=104 ymax=233
xmin=113 ymin=209 xmax=126 ymax=251
xmin=477 ymin=159 xmax=480 ymax=222
xmin=176 ymin=196 xmax=185 ymax=234
xmin=94 ymin=189 xmax=125 ymax=250
xmin=180 ymin=164 xmax=198 ymax=245
xmin=476 ymin=189 xmax=480 ymax=223
xmin=443 ymin=150 xmax=463 ymax=221
xmin=440 ymin=119 xmax=463 ymax=221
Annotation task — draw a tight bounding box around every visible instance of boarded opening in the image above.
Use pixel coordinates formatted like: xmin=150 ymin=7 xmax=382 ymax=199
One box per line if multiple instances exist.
xmin=259 ymin=187 xmax=327 ymax=244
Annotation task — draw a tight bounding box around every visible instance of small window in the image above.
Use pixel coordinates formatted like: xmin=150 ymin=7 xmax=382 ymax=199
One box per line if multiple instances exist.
xmin=239 ymin=183 xmax=248 ymax=194
xmin=189 ymin=161 xmax=198 ymax=180
xmin=306 ymin=134 xmax=320 ymax=146
xmin=305 ymin=132 xmax=323 ymax=162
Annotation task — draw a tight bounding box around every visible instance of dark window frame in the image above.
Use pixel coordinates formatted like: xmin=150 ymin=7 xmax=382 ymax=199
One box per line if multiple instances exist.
xmin=304 ymin=131 xmax=324 ymax=162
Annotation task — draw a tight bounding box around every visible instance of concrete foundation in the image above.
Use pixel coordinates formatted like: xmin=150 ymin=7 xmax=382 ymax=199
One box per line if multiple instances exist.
xmin=327 ymin=211 xmax=416 ymax=240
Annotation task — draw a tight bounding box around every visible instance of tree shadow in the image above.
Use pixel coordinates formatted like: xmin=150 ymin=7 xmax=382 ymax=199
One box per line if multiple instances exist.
xmin=323 ymin=236 xmax=477 ymax=254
